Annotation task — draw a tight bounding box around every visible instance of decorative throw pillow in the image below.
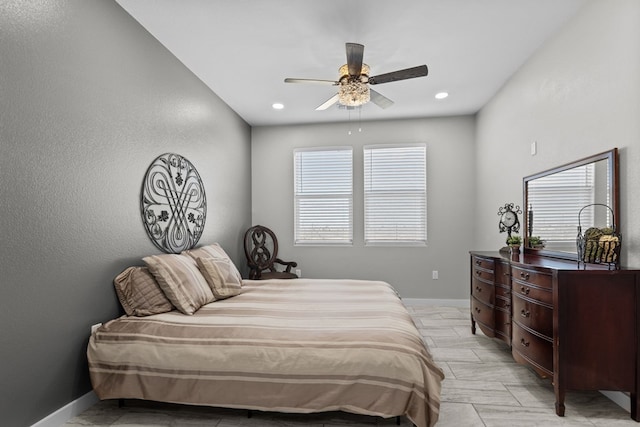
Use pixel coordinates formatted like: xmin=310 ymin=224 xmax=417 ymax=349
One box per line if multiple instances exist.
xmin=196 ymin=257 xmax=242 ymax=300
xmin=183 ymin=243 xmax=243 ymax=284
xmin=113 ymin=266 xmax=174 ymax=316
xmin=143 ymin=254 xmax=214 ymax=315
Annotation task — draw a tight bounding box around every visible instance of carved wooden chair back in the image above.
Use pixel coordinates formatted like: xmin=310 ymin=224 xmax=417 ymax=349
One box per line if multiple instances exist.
xmin=244 ymin=225 xmax=298 ymax=280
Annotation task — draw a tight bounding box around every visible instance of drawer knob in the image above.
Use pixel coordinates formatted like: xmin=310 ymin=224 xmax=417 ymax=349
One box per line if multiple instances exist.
xmin=475 ymin=286 xmax=482 ymax=292
xmin=474 ymin=307 xmax=481 ymax=313
xmin=520 ymin=309 xmax=530 ymax=318
xmin=520 ymin=338 xmax=530 ymax=347
xmin=475 ymin=270 xmax=482 ymax=276
xmin=520 ymin=286 xmax=530 ymax=295
xmin=520 ymin=272 xmax=530 ymax=280
xmin=475 ymin=260 xmax=481 ymax=266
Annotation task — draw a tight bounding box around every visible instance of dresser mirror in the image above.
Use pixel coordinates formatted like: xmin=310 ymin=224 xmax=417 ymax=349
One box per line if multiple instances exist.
xmin=523 ymin=148 xmax=619 ymax=260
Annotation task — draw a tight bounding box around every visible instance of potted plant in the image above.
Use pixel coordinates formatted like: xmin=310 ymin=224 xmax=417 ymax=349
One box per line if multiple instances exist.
xmin=529 ymin=236 xmax=545 ymax=249
xmin=506 ymin=235 xmax=522 ymax=253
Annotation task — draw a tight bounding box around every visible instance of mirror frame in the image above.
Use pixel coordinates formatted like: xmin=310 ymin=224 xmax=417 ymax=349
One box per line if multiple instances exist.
xmin=522 ymin=148 xmax=619 ymax=261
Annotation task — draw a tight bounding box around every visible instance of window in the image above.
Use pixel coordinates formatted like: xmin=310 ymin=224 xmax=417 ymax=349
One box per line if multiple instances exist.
xmin=528 ymin=163 xmax=596 ymax=246
xmin=294 ymin=147 xmax=353 ymax=245
xmin=363 ymin=144 xmax=427 ymax=245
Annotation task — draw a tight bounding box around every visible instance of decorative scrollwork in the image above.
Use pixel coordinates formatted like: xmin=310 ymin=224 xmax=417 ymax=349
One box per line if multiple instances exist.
xmin=250 ymin=229 xmax=273 ymax=268
xmin=141 ymin=153 xmax=206 ymax=253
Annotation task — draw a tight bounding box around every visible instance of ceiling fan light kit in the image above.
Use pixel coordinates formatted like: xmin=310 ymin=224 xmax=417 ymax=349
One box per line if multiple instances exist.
xmin=285 ymin=42 xmax=428 ymax=111
xmin=338 ymin=63 xmax=370 ymax=107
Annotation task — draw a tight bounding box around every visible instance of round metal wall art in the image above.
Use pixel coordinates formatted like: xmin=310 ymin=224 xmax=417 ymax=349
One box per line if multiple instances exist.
xmin=141 ymin=153 xmax=207 ymax=253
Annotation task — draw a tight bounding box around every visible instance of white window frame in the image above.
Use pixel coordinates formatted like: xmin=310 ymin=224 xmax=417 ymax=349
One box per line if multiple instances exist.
xmin=293 ymin=147 xmax=353 ymax=245
xmin=363 ymin=143 xmax=427 ymax=246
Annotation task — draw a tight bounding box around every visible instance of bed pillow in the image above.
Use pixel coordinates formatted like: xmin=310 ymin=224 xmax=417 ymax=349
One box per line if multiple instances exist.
xmin=113 ymin=266 xmax=174 ymax=316
xmin=143 ymin=254 xmax=215 ymax=315
xmin=196 ymin=257 xmax=242 ymax=300
xmin=183 ymin=243 xmax=243 ymax=284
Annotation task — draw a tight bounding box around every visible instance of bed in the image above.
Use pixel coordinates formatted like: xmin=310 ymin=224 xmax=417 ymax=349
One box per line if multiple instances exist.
xmin=88 ymin=277 xmax=444 ymax=427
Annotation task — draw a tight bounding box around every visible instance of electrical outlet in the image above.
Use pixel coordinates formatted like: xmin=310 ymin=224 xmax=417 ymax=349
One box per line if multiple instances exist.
xmin=91 ymin=323 xmax=102 ymax=335
xmin=295 ymin=269 xmax=302 ymax=277
xmin=432 ymin=270 xmax=439 ymax=280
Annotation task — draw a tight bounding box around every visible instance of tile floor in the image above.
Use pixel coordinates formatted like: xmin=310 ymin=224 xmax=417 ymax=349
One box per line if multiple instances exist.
xmin=65 ymin=305 xmax=637 ymax=426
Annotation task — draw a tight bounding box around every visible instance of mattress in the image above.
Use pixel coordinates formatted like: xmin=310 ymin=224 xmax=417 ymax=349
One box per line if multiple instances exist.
xmin=88 ymin=278 xmax=444 ymax=427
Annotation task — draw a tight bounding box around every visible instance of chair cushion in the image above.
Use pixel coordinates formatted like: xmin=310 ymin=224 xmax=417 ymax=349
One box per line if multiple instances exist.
xmin=195 ymin=257 xmax=242 ymax=299
xmin=113 ymin=266 xmax=174 ymax=316
xmin=259 ymin=271 xmax=298 ymax=280
xmin=143 ymin=254 xmax=214 ymax=315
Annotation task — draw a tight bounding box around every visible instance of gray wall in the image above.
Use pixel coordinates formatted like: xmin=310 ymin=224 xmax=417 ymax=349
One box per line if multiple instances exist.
xmin=251 ymin=116 xmax=476 ymax=299
xmin=475 ymin=0 xmax=640 ymax=268
xmin=0 ymin=1 xmax=251 ymax=426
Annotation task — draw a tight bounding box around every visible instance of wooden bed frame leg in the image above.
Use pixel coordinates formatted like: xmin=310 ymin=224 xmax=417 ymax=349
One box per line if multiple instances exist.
xmin=118 ymin=398 xmax=125 ymax=408
xmin=247 ymin=410 xmax=252 ymax=418
xmin=396 ymin=415 xmax=401 ymax=425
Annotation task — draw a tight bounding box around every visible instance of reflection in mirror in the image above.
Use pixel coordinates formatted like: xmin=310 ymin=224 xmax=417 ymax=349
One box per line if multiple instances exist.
xmin=523 ymin=148 xmax=618 ymax=259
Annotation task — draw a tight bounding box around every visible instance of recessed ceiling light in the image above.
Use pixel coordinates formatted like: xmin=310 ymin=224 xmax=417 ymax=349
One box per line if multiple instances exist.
xmin=435 ymin=92 xmax=449 ymax=100
xmin=272 ymin=103 xmax=284 ymax=110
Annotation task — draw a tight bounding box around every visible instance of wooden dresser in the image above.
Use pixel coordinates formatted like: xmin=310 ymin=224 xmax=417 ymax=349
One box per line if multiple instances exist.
xmin=470 ymin=250 xmax=640 ymax=421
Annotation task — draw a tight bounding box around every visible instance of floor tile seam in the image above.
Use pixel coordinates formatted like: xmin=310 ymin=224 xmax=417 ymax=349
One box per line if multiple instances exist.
xmin=471 ymin=403 xmax=601 ymax=427
xmin=441 ymin=379 xmax=510 ymax=392
xmin=469 ymin=403 xmax=490 ymax=427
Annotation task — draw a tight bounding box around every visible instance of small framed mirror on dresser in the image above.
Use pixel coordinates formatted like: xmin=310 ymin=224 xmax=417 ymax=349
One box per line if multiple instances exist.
xmin=470 ymin=147 xmax=640 ymax=421
xmin=522 ymin=148 xmax=619 ymax=260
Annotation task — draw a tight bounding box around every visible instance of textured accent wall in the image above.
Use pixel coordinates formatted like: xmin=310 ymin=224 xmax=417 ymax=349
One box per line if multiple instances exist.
xmin=0 ymin=1 xmax=251 ymax=425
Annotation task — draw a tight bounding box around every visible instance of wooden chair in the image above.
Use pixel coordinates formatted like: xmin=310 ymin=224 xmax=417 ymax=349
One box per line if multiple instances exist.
xmin=244 ymin=225 xmax=298 ymax=280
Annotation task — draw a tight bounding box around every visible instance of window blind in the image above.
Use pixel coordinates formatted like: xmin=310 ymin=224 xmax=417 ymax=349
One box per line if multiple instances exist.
xmin=528 ymin=163 xmax=596 ymax=245
xmin=364 ymin=144 xmax=427 ymax=245
xmin=294 ymin=147 xmax=353 ymax=245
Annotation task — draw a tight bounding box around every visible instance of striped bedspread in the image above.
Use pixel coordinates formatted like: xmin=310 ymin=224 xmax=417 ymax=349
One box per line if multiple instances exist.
xmin=88 ymin=278 xmax=444 ymax=427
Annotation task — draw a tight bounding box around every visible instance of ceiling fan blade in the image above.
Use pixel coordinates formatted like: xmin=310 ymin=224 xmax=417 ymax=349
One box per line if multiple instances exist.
xmin=369 ymin=65 xmax=428 ymax=85
xmin=346 ymin=42 xmax=364 ymax=77
xmin=370 ymin=89 xmax=394 ymax=109
xmin=285 ymin=78 xmax=338 ymax=85
xmin=315 ymin=93 xmax=340 ymax=111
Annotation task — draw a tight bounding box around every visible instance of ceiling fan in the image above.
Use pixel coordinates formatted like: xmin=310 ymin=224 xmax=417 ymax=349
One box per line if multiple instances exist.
xmin=284 ymin=42 xmax=428 ymax=111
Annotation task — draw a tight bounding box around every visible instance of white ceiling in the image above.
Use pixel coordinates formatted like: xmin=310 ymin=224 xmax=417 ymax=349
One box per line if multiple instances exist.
xmin=115 ymin=0 xmax=587 ymax=127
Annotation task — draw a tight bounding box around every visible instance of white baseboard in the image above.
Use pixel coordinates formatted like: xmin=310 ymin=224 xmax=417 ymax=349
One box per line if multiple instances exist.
xmin=31 ymin=390 xmax=99 ymax=427
xmin=402 ymin=298 xmax=469 ymax=307
xmin=600 ymin=390 xmax=630 ymax=413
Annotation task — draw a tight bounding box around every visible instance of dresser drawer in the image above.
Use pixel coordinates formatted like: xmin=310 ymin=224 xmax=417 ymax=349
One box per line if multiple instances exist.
xmin=495 ymin=309 xmax=511 ymax=343
xmin=495 ymin=260 xmax=511 ymax=286
xmin=495 ymin=294 xmax=511 ymax=311
xmin=472 ymin=267 xmax=495 ymax=285
xmin=512 ymin=323 xmax=553 ymax=374
xmin=472 ymin=256 xmax=495 ymax=272
xmin=512 ymin=266 xmax=552 ymax=289
xmin=513 ymin=280 xmax=552 ymax=306
xmin=513 ymin=294 xmax=553 ymax=338
xmin=471 ymin=297 xmax=494 ymax=329
xmin=495 ymin=284 xmax=511 ymax=299
xmin=471 ymin=278 xmax=494 ymax=305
